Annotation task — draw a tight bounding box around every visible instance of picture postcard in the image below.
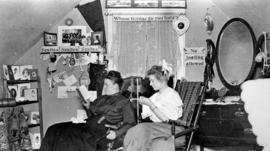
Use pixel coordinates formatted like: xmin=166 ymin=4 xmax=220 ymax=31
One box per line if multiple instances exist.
xmin=17 ymin=83 xmax=31 ymax=102
xmin=20 ymin=65 xmax=33 ymax=80
xmin=24 ymin=88 xmax=38 ymax=101
xmin=30 ymin=111 xmax=40 ymax=124
xmin=11 ymin=65 xmax=20 ymax=80
xmin=7 ymin=85 xmax=18 ymax=101
xmin=3 ymin=65 xmax=10 ymax=80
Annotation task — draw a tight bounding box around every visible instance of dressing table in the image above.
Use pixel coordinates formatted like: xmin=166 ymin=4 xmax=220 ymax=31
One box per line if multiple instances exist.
xmin=195 ymin=18 xmax=262 ymax=150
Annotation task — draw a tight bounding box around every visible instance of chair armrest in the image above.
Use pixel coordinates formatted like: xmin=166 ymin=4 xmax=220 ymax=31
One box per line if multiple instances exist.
xmin=168 ymin=119 xmax=187 ymax=127
xmin=174 ymin=126 xmax=198 ymax=138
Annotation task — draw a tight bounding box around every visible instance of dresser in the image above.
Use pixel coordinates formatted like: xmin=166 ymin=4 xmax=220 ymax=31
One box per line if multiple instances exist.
xmin=195 ymin=99 xmax=262 ymax=150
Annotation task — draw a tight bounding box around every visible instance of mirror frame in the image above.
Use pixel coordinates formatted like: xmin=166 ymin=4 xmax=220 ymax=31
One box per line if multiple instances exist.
xmin=216 ymin=18 xmax=258 ymax=92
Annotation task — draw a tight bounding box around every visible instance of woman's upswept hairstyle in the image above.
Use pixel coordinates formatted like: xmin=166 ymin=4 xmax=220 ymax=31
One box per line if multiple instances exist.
xmin=147 ymin=65 xmax=169 ymax=82
xmin=105 ymin=70 xmax=123 ymax=88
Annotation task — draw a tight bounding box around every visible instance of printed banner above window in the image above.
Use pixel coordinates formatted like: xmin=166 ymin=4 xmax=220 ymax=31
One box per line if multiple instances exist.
xmin=106 ymin=0 xmax=186 ymax=8
xmin=113 ymin=15 xmax=180 ymax=21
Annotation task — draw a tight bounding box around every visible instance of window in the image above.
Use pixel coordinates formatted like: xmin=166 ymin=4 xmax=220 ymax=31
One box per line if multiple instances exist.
xmin=109 ymin=21 xmax=182 ymax=77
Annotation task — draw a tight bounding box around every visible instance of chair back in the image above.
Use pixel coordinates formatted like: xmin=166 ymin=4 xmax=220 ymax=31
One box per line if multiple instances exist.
xmin=175 ymin=80 xmax=203 ymax=127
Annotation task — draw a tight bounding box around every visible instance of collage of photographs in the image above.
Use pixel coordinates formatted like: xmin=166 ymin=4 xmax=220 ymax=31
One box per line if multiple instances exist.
xmin=3 ymin=65 xmax=38 ymax=81
xmin=3 ymin=65 xmax=38 ymax=102
xmin=44 ymin=26 xmax=104 ymax=47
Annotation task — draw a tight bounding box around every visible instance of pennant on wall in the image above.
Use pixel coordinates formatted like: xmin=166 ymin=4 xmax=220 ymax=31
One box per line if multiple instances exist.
xmin=77 ymin=0 xmax=106 ymax=46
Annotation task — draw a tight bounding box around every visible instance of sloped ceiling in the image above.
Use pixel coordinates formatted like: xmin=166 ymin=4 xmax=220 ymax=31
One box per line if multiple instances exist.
xmin=0 ymin=0 xmax=80 ymax=66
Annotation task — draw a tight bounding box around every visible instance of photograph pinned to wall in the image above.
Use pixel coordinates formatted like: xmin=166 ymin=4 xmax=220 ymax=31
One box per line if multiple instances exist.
xmin=30 ymin=132 xmax=41 ymax=149
xmin=91 ymin=31 xmax=103 ymax=46
xmin=134 ymin=0 xmax=159 ymax=8
xmin=8 ymin=85 xmax=18 ymax=100
xmin=24 ymin=88 xmax=37 ymax=101
xmin=58 ymin=26 xmax=86 ymax=46
xmin=20 ymin=65 xmax=33 ymax=80
xmin=11 ymin=65 xmax=20 ymax=80
xmin=81 ymin=33 xmax=92 ymax=46
xmin=106 ymin=0 xmax=132 ymax=8
xmin=17 ymin=83 xmax=31 ymax=102
xmin=43 ymin=32 xmax=57 ymax=46
xmin=161 ymin=0 xmax=186 ymax=8
xmin=30 ymin=111 xmax=40 ymax=124
xmin=3 ymin=65 xmax=10 ymax=80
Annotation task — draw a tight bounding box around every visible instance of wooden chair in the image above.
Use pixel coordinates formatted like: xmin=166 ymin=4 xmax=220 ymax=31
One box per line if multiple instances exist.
xmin=168 ymin=80 xmax=206 ymax=151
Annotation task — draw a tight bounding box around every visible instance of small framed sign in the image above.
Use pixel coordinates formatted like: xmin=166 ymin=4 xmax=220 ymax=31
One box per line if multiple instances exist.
xmin=161 ymin=0 xmax=186 ymax=8
xmin=106 ymin=0 xmax=132 ymax=8
xmin=134 ymin=0 xmax=159 ymax=8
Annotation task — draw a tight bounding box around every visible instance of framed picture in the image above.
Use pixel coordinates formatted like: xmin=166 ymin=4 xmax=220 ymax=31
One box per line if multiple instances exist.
xmin=161 ymin=0 xmax=186 ymax=8
xmin=134 ymin=0 xmax=159 ymax=8
xmin=58 ymin=26 xmax=86 ymax=46
xmin=29 ymin=69 xmax=38 ymax=80
xmin=106 ymin=0 xmax=132 ymax=8
xmin=91 ymin=31 xmax=103 ymax=46
xmin=43 ymin=32 xmax=57 ymax=46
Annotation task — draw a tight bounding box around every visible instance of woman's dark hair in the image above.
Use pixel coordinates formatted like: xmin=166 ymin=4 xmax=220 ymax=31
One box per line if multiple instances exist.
xmin=106 ymin=70 xmax=123 ymax=88
xmin=147 ymin=65 xmax=168 ymax=82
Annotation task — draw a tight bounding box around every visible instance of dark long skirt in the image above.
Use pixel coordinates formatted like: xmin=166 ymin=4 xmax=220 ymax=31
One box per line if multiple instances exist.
xmin=40 ymin=121 xmax=109 ymax=151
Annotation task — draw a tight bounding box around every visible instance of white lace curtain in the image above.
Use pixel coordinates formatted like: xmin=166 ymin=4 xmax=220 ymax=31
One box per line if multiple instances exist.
xmin=111 ymin=21 xmax=180 ymax=77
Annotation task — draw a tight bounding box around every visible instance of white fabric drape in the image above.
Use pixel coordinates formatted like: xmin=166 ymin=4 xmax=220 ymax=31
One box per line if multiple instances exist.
xmin=111 ymin=21 xmax=180 ymax=77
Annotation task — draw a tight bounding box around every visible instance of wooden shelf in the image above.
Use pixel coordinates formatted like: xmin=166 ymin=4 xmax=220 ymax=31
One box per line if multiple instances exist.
xmin=29 ymin=123 xmax=40 ymax=128
xmin=16 ymin=100 xmax=39 ymax=105
xmin=6 ymin=79 xmax=38 ymax=84
xmin=0 ymin=101 xmax=38 ymax=107
xmin=2 ymin=71 xmax=43 ymax=140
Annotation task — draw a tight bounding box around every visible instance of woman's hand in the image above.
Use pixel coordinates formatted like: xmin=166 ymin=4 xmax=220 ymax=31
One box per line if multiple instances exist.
xmin=138 ymin=96 xmax=152 ymax=107
xmin=81 ymin=99 xmax=90 ymax=109
xmin=106 ymin=130 xmax=116 ymax=140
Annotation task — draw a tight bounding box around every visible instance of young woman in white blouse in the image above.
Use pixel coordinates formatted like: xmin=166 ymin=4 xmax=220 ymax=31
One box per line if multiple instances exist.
xmin=124 ymin=65 xmax=184 ymax=151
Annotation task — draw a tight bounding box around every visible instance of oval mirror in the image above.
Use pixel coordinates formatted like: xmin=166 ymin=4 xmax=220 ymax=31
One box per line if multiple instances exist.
xmin=216 ymin=18 xmax=257 ymax=91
